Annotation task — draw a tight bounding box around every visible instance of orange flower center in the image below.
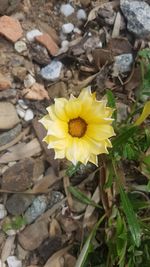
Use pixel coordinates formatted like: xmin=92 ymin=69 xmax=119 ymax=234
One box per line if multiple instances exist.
xmin=68 ymin=117 xmax=87 ymax=138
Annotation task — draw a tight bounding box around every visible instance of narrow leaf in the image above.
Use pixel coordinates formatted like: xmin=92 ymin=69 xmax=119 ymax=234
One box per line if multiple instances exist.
xmin=112 ymin=126 xmax=138 ymax=148
xmin=75 ymin=214 xmax=106 ymax=267
xmin=134 ymin=101 xmax=150 ymax=126
xmin=68 ymin=186 xmax=101 ymax=209
xmin=113 ymin=162 xmax=141 ymax=247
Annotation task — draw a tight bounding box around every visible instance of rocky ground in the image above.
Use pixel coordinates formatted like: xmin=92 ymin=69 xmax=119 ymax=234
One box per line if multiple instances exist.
xmin=0 ymin=0 xmax=150 ymax=266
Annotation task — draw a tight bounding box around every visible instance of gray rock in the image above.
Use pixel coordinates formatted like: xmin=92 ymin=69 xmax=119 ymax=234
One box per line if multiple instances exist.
xmin=41 ymin=61 xmax=63 ymax=81
xmin=48 ymin=191 xmax=64 ymax=209
xmin=113 ymin=53 xmax=133 ymax=76
xmin=6 ymin=194 xmax=34 ymax=215
xmin=0 ymin=124 xmax=21 ymax=147
xmin=120 ymin=0 xmax=150 ymax=37
xmin=24 ymin=195 xmax=47 ymax=224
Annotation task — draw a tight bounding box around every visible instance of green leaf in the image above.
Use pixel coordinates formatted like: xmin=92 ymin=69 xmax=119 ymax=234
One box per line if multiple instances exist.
xmin=113 ymin=162 xmax=141 ymax=247
xmin=119 ymin=185 xmax=141 ymax=247
xmin=75 ymin=214 xmax=106 ymax=267
xmin=112 ymin=126 xmax=139 ymax=149
xmin=106 ymin=90 xmax=116 ymax=108
xmin=68 ymin=186 xmax=101 ymax=209
xmin=66 ymin=162 xmax=81 ymax=177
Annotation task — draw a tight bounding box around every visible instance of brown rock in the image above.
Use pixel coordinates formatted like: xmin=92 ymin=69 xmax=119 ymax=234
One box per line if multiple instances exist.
xmin=12 ymin=66 xmax=27 ymax=82
xmin=35 ymin=33 xmax=59 ymax=56
xmin=22 ymin=83 xmax=50 ymax=100
xmin=18 ymin=219 xmax=49 ymax=251
xmin=0 ymin=73 xmax=11 ymax=90
xmin=0 ymin=102 xmax=20 ymax=130
xmin=0 ymin=15 xmax=23 ymax=42
xmin=2 ymin=158 xmax=34 ymax=191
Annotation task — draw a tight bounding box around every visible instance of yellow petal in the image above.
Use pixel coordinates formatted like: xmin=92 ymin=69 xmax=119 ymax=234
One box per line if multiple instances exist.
xmin=39 ymin=115 xmax=52 ymax=130
xmin=46 ymin=105 xmax=57 ymax=121
xmin=83 ymin=135 xmax=108 ymax=154
xmin=65 ymin=99 xmax=82 ymax=119
xmin=89 ymin=154 xmax=98 ymax=166
xmin=134 ymin=101 xmax=150 ymax=126
xmin=47 ymin=120 xmax=68 ymax=138
xmin=54 ymin=98 xmax=69 ymax=121
xmin=87 ymin=124 xmax=115 ymax=140
xmin=66 ymin=138 xmax=89 ymax=165
xmin=54 ymin=149 xmax=65 ymax=159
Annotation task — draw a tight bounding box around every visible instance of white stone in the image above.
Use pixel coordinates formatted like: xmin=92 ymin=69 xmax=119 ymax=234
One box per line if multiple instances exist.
xmin=77 ymin=9 xmax=87 ymax=20
xmin=73 ymin=27 xmax=82 ymax=34
xmin=17 ymin=99 xmax=28 ymax=110
xmin=62 ymin=23 xmax=74 ymax=34
xmin=14 ymin=41 xmax=27 ymax=53
xmin=16 ymin=105 xmax=26 ymax=119
xmin=0 ymin=204 xmax=7 ymax=219
xmin=41 ymin=61 xmax=63 ymax=81
xmin=60 ymin=4 xmax=74 ymax=17
xmin=24 ymin=109 xmax=34 ymax=121
xmin=24 ymin=74 xmax=36 ymax=88
xmin=61 ymin=40 xmax=69 ymax=48
xmin=7 ymin=256 xmax=22 ymax=267
xmin=26 ymin=29 xmax=42 ymax=42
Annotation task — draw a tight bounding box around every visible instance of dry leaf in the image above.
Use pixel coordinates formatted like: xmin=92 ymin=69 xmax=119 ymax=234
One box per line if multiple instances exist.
xmin=92 ymin=49 xmax=113 ymax=69
xmin=83 ymin=186 xmax=100 ymax=225
xmin=107 ymin=37 xmax=132 ymax=56
xmin=32 ymin=167 xmax=62 ymax=194
xmin=112 ymin=11 xmax=121 ymax=38
xmin=0 ymin=138 xmax=42 ymax=163
xmin=49 ymin=218 xmax=62 ymax=237
xmin=32 ymin=118 xmax=60 ymax=175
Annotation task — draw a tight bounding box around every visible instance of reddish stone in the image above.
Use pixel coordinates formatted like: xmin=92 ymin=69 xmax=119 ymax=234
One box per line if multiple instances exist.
xmin=35 ymin=33 xmax=59 ymax=56
xmin=22 ymin=83 xmax=50 ymax=100
xmin=0 ymin=73 xmax=11 ymax=90
xmin=0 ymin=15 xmax=23 ymax=43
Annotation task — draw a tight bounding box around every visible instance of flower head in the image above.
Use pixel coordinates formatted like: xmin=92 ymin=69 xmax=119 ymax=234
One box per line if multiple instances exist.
xmin=39 ymin=88 xmax=115 ymax=166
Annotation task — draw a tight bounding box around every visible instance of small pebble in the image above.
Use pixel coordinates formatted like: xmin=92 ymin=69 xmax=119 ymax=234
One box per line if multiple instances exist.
xmin=16 ymin=105 xmax=26 ymax=119
xmin=24 ymin=109 xmax=34 ymax=121
xmin=14 ymin=41 xmax=27 ymax=53
xmin=61 ymin=40 xmax=69 ymax=48
xmin=24 ymin=195 xmax=47 ymax=224
xmin=7 ymin=256 xmax=22 ymax=267
xmin=73 ymin=27 xmax=82 ymax=34
xmin=77 ymin=9 xmax=87 ymax=20
xmin=0 ymin=204 xmax=7 ymax=219
xmin=62 ymin=23 xmax=74 ymax=34
xmin=18 ymin=99 xmax=28 ymax=110
xmin=60 ymin=4 xmax=74 ymax=17
xmin=26 ymin=29 xmax=42 ymax=42
xmin=113 ymin=53 xmax=133 ymax=76
xmin=41 ymin=61 xmax=63 ymax=81
xmin=24 ymin=74 xmax=36 ymax=88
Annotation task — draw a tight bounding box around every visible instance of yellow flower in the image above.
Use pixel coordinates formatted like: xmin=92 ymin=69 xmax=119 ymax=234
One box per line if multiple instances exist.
xmin=39 ymin=88 xmax=115 ymax=166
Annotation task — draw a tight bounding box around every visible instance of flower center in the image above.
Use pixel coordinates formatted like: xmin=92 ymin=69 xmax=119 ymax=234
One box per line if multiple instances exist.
xmin=68 ymin=117 xmax=87 ymax=138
